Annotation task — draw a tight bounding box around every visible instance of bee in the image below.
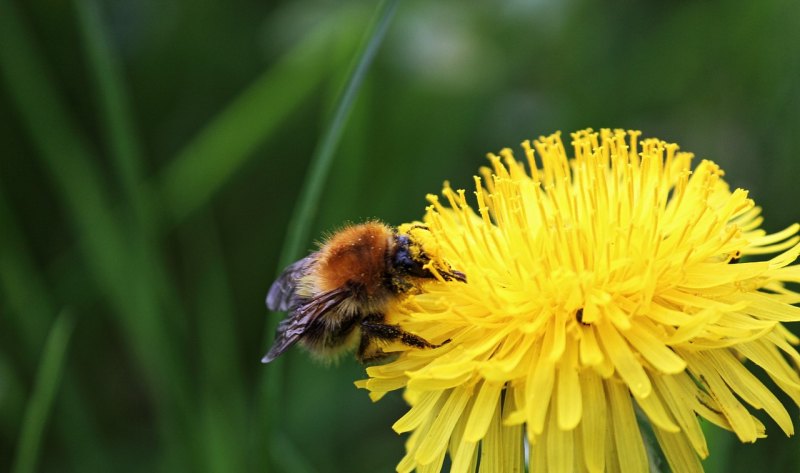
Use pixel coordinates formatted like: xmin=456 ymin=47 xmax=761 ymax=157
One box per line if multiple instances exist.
xmin=262 ymin=221 xmax=465 ymax=364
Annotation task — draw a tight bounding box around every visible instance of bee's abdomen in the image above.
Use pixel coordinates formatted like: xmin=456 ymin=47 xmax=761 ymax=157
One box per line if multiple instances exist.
xmin=300 ymin=308 xmax=361 ymax=355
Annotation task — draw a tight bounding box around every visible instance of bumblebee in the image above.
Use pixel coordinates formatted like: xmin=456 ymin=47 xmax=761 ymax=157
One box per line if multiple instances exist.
xmin=262 ymin=221 xmax=465 ymax=364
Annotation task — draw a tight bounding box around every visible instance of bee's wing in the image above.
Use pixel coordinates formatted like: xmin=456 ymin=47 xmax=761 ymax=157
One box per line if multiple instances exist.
xmin=261 ymin=288 xmax=348 ymax=363
xmin=266 ymin=255 xmax=316 ymax=311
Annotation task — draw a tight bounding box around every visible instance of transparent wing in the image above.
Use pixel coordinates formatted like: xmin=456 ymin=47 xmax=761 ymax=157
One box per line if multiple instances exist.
xmin=266 ymin=255 xmax=316 ymax=312
xmin=261 ymin=288 xmax=348 ymax=363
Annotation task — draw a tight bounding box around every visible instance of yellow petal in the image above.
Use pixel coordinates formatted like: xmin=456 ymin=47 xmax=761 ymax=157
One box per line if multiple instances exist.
xmin=681 ymin=261 xmax=769 ymax=288
xmin=579 ymin=325 xmax=604 ymax=366
xmin=735 ymin=339 xmax=800 ymax=405
xmin=450 ymin=441 xmax=478 ymax=473
xmin=364 ymin=375 xmax=409 ymax=393
xmin=651 ymin=374 xmax=708 ymax=457
xmin=734 ymin=292 xmax=800 ymax=322
xmin=652 ymin=428 xmax=704 ymax=473
xmin=396 ymin=413 xmax=431 ymax=473
xmin=685 ymin=352 xmax=761 ymax=442
xmin=579 ymin=370 xmax=606 ymax=472
xmin=556 ymin=343 xmax=582 ymax=430
xmin=525 ymin=345 xmax=555 ymax=435
xmin=596 ymin=321 xmax=652 ymax=398
xmin=633 ymin=388 xmax=680 ymax=433
xmin=485 ymin=390 xmax=524 ymax=472
xmin=622 ymin=322 xmax=686 ymax=374
xmin=500 ymin=418 xmax=525 ymax=472
xmin=706 ymin=350 xmax=793 ymax=435
xmin=392 ymin=390 xmax=443 ymax=433
xmin=606 ymin=380 xmax=649 ymax=473
xmin=546 ymin=407 xmax=574 ymax=473
xmin=415 ymin=387 xmax=471 ymax=464
xmin=448 ymin=394 xmax=478 ymax=473
xmin=529 ymin=427 xmax=547 ymax=473
xmin=463 ymin=380 xmax=503 ymax=442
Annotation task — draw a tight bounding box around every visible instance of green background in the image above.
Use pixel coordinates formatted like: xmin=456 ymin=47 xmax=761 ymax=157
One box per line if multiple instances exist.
xmin=1 ymin=0 xmax=799 ymax=471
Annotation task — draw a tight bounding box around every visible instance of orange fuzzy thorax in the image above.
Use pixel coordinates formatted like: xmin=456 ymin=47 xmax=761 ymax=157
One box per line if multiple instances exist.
xmin=316 ymin=222 xmax=394 ymax=296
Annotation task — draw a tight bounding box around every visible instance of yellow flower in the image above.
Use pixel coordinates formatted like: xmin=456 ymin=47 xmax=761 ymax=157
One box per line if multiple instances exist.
xmin=356 ymin=129 xmax=800 ymax=472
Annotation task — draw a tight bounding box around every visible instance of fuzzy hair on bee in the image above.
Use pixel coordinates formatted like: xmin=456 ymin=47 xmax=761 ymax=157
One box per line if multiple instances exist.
xmin=262 ymin=221 xmax=465 ymax=364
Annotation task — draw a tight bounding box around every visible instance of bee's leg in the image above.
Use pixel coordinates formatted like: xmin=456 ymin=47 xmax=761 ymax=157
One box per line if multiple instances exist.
xmin=358 ymin=314 xmax=447 ymax=363
xmin=357 ymin=335 xmax=387 ymax=364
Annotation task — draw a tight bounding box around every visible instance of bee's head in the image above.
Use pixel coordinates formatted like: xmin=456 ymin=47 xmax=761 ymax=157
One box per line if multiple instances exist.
xmin=392 ymin=223 xmax=466 ymax=282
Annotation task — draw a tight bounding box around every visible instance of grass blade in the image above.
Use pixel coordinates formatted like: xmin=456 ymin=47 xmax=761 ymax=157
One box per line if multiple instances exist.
xmin=1 ymin=4 xmax=193 ymax=468
xmin=0 ymin=0 xmax=182 ymax=392
xmin=74 ymin=0 xmax=146 ymax=214
xmin=0 ymin=0 xmax=127 ymax=289
xmin=274 ymin=0 xmax=400 ymax=271
xmin=256 ymin=0 xmax=400 ymax=468
xmin=154 ymin=13 xmax=356 ymax=224
xmin=702 ymin=422 xmax=734 ymax=473
xmin=271 ymin=432 xmax=320 ymax=473
xmin=0 ymin=185 xmax=111 ymax=471
xmin=11 ymin=310 xmax=76 ymax=473
xmin=181 ymin=216 xmax=248 ymax=473
xmin=0 ymin=190 xmax=53 ymax=354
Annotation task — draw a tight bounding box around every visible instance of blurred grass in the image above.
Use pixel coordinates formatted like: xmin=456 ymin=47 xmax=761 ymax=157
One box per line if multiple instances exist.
xmin=11 ymin=310 xmax=74 ymax=473
xmin=3 ymin=1 xmax=193 ymax=468
xmin=0 ymin=0 xmax=367 ymax=470
xmin=180 ymin=216 xmax=248 ymax=472
xmin=258 ymin=1 xmax=397 ymax=470
xmin=75 ymin=0 xmax=147 ymax=223
xmin=1 ymin=0 xmax=799 ymax=471
xmin=155 ymin=20 xmax=338 ymax=226
xmin=703 ymin=419 xmax=736 ymax=473
xmin=0 ymin=185 xmax=110 ymax=471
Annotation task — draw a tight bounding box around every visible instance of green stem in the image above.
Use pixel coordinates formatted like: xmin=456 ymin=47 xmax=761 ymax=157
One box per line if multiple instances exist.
xmin=256 ymin=0 xmax=400 ymax=468
xmin=74 ymin=0 xmax=147 ymax=223
xmin=11 ymin=311 xmax=76 ymax=473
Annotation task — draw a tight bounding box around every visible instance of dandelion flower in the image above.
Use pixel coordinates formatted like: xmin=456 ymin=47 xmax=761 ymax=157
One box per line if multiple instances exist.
xmin=356 ymin=129 xmax=800 ymax=472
